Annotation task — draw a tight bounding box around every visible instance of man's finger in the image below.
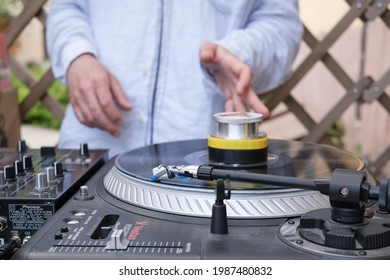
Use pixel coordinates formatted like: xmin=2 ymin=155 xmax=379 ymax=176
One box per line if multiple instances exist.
xmin=72 ymin=101 xmax=88 ymax=126
xmin=95 ymin=76 xmax=123 ymax=126
xmin=245 ymin=90 xmax=270 ymax=118
xmin=89 ymin=88 xmax=121 ymax=136
xmin=199 ymin=42 xmax=217 ymax=66
xmin=232 ymin=94 xmax=247 ymax=112
xmin=236 ymin=66 xmax=252 ymax=96
xmin=70 ymin=87 xmax=95 ymax=125
xmin=95 ymin=114 xmax=121 ymax=137
xmin=110 ymin=74 xmax=132 ymax=111
xmin=79 ymin=79 xmax=121 ymax=136
xmin=225 ymin=98 xmax=234 ymax=112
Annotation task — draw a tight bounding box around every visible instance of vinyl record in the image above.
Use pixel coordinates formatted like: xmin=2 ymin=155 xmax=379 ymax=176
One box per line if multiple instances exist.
xmin=115 ymin=139 xmax=365 ymax=190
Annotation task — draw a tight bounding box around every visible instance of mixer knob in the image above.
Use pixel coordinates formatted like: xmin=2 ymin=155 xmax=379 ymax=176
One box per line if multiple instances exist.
xmin=17 ymin=140 xmax=27 ymax=153
xmin=46 ymin=166 xmax=56 ymax=183
xmin=74 ymin=185 xmax=94 ymax=200
xmin=3 ymin=165 xmax=16 ymax=182
xmin=23 ymin=155 xmax=34 ymax=172
xmin=14 ymin=160 xmax=25 ymax=176
xmin=54 ymin=162 xmax=64 ymax=178
xmin=0 ymin=171 xmax=6 ymax=187
xmin=36 ymin=173 xmax=48 ymax=191
xmin=105 ymin=229 xmax=130 ymax=250
xmin=40 ymin=146 xmax=56 ymax=158
xmin=80 ymin=185 xmax=89 ymax=196
xmin=79 ymin=143 xmax=90 ymax=159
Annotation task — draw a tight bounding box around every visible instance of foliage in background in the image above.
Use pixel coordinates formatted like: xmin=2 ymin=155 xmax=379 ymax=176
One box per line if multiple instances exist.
xmin=0 ymin=0 xmax=67 ymax=130
xmin=0 ymin=0 xmax=19 ymax=27
xmin=327 ymin=118 xmax=345 ymax=148
xmin=11 ymin=64 xmax=69 ymax=129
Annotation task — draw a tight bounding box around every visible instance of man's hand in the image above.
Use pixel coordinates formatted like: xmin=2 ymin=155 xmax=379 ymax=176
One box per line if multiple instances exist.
xmin=200 ymin=42 xmax=269 ymax=118
xmin=66 ymin=54 xmax=132 ymax=136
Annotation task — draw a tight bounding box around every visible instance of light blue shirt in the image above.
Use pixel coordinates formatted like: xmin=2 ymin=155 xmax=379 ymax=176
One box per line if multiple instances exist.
xmin=47 ymin=0 xmax=302 ymax=157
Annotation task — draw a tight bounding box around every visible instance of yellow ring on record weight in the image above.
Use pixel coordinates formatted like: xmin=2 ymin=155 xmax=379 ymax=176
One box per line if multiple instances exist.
xmin=208 ymin=135 xmax=268 ymax=150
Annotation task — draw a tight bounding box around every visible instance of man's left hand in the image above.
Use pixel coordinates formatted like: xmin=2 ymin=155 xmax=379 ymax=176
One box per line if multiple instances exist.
xmin=200 ymin=42 xmax=269 ymax=118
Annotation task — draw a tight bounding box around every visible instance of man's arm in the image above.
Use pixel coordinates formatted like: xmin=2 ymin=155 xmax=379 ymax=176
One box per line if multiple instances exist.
xmin=216 ymin=0 xmax=303 ymax=93
xmin=66 ymin=54 xmax=131 ymax=136
xmin=47 ymin=0 xmax=97 ymax=83
xmin=200 ymin=0 xmax=302 ymax=116
xmin=46 ymin=0 xmax=131 ymax=136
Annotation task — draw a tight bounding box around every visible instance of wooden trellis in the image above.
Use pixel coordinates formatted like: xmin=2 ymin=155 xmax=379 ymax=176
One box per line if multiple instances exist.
xmin=263 ymin=0 xmax=390 ymax=177
xmin=4 ymin=0 xmax=63 ymax=121
xmin=3 ymin=0 xmax=390 ymax=176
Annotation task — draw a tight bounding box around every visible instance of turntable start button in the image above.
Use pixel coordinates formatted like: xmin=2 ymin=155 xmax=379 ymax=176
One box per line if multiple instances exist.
xmin=67 ymin=220 xmax=80 ymax=225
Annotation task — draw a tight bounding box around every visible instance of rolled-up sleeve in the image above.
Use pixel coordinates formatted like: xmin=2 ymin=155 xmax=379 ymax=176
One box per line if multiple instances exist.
xmin=46 ymin=0 xmax=98 ymax=83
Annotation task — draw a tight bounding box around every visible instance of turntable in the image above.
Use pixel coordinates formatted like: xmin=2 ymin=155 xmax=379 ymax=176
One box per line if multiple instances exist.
xmin=11 ymin=112 xmax=390 ymax=260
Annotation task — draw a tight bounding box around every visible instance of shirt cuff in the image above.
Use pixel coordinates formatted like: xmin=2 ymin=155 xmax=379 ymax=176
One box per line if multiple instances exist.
xmin=58 ymin=40 xmax=98 ymax=83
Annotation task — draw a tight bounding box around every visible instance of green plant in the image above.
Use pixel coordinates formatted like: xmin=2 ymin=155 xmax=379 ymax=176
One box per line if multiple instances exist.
xmin=0 ymin=0 xmax=18 ymax=27
xmin=327 ymin=118 xmax=345 ymax=148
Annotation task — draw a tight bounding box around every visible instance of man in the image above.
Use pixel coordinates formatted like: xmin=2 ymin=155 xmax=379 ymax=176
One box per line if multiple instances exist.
xmin=47 ymin=0 xmax=302 ymax=156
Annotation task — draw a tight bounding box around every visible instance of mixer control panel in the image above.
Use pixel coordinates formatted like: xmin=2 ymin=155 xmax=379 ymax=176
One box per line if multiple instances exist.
xmin=0 ymin=141 xmax=107 ymax=246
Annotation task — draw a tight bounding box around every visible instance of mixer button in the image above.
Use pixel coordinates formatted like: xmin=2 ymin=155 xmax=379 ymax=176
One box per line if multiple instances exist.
xmin=54 ymin=233 xmax=63 ymax=240
xmin=23 ymin=155 xmax=34 ymax=172
xmin=54 ymin=162 xmax=64 ymax=178
xmin=60 ymin=227 xmax=69 ymax=233
xmin=17 ymin=140 xmax=28 ymax=153
xmin=80 ymin=143 xmax=90 ymax=159
xmin=35 ymin=173 xmax=48 ymax=191
xmin=4 ymin=165 xmax=16 ymax=182
xmin=14 ymin=160 xmax=25 ymax=176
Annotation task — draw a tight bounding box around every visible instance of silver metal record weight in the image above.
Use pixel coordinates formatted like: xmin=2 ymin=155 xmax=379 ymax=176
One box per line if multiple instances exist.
xmin=212 ymin=112 xmax=264 ymax=139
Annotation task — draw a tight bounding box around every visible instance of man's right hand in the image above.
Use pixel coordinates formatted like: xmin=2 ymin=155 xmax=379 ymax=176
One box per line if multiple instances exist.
xmin=66 ymin=54 xmax=132 ymax=137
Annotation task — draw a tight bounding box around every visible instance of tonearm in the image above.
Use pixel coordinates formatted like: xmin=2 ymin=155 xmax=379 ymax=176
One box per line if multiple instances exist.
xmin=153 ymin=165 xmax=390 ymax=224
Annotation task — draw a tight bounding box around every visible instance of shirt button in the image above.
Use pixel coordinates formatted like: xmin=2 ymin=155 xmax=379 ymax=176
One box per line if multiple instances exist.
xmin=137 ymin=115 xmax=146 ymax=124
